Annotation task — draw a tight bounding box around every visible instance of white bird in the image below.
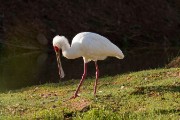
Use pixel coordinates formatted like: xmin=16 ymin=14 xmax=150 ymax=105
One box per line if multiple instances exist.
xmin=53 ymin=32 xmax=124 ymax=99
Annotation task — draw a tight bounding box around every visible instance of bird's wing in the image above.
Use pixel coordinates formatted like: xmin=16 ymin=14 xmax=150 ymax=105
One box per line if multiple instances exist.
xmin=80 ymin=33 xmax=123 ymax=60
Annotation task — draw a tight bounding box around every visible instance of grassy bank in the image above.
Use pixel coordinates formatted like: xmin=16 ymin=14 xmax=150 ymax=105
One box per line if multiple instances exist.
xmin=0 ymin=68 xmax=180 ymax=120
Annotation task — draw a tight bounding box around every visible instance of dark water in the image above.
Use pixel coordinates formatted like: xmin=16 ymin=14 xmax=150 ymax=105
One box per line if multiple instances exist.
xmin=0 ymin=45 xmax=179 ymax=91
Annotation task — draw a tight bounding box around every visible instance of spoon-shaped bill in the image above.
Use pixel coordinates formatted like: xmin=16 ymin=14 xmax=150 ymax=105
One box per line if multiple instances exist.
xmin=56 ymin=52 xmax=65 ymax=78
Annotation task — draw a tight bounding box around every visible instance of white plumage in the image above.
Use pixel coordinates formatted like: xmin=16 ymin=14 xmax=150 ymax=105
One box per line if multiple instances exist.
xmin=53 ymin=32 xmax=124 ymax=99
xmin=53 ymin=32 xmax=124 ymax=62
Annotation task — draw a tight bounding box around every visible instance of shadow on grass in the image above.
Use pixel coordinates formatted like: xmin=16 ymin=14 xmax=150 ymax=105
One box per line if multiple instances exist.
xmin=154 ymin=109 xmax=180 ymax=115
xmin=131 ymin=85 xmax=180 ymax=95
xmin=0 ymin=79 xmax=78 ymax=93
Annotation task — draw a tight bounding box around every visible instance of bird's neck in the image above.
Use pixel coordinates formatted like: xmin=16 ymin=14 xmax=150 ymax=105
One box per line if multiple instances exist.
xmin=62 ymin=42 xmax=79 ymax=59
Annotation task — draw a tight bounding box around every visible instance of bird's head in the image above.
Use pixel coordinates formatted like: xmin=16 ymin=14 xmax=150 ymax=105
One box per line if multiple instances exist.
xmin=52 ymin=35 xmax=65 ymax=79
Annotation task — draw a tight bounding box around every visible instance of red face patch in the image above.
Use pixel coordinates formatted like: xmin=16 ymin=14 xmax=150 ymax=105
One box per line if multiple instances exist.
xmin=54 ymin=46 xmax=59 ymax=52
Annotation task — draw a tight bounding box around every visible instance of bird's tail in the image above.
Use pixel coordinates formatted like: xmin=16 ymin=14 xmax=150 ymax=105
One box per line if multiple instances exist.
xmin=116 ymin=51 xmax=124 ymax=59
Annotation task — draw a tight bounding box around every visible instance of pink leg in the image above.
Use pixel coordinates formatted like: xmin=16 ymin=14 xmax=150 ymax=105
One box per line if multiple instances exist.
xmin=70 ymin=63 xmax=87 ymax=99
xmin=94 ymin=61 xmax=99 ymax=95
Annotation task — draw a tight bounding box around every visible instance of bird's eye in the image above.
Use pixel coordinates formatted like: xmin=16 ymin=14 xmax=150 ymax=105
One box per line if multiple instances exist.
xmin=54 ymin=46 xmax=59 ymax=52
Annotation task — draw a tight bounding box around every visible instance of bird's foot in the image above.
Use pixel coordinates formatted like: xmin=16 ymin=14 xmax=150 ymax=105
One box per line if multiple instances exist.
xmin=94 ymin=90 xmax=97 ymax=96
xmin=94 ymin=94 xmax=97 ymax=98
xmin=69 ymin=94 xmax=79 ymax=99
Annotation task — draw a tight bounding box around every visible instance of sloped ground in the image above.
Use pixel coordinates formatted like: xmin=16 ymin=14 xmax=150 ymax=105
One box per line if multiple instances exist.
xmin=0 ymin=68 xmax=179 ymax=119
xmin=167 ymin=56 xmax=180 ymax=68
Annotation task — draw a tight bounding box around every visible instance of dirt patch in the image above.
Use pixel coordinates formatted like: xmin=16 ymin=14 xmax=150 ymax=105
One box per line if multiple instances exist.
xmin=166 ymin=57 xmax=180 ymax=68
xmin=63 ymin=98 xmax=91 ymax=112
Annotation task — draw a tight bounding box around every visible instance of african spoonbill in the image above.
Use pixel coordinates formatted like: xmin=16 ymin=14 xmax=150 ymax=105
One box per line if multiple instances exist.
xmin=53 ymin=32 xmax=124 ymax=99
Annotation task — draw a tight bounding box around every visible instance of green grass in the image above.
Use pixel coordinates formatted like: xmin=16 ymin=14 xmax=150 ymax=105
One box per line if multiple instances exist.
xmin=0 ymin=68 xmax=180 ymax=120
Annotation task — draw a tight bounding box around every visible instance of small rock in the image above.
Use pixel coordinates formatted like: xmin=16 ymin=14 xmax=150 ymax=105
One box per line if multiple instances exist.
xmin=120 ymin=86 xmax=125 ymax=89
xmin=36 ymin=33 xmax=48 ymax=45
xmin=52 ymin=105 xmax=56 ymax=108
xmin=98 ymin=91 xmax=103 ymax=93
xmin=41 ymin=101 xmax=45 ymax=104
xmin=50 ymin=28 xmax=56 ymax=33
xmin=33 ymin=87 xmax=39 ymax=92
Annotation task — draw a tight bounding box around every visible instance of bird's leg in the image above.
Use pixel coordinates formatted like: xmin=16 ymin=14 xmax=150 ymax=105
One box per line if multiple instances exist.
xmin=94 ymin=61 xmax=99 ymax=95
xmin=70 ymin=63 xmax=87 ymax=99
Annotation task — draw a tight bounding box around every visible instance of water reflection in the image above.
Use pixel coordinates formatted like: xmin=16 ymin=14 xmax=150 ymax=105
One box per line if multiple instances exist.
xmin=0 ymin=51 xmax=47 ymax=91
xmin=0 ymin=46 xmax=179 ymax=91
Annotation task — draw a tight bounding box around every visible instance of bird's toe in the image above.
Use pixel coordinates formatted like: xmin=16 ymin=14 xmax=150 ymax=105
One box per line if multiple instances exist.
xmin=69 ymin=94 xmax=80 ymax=99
